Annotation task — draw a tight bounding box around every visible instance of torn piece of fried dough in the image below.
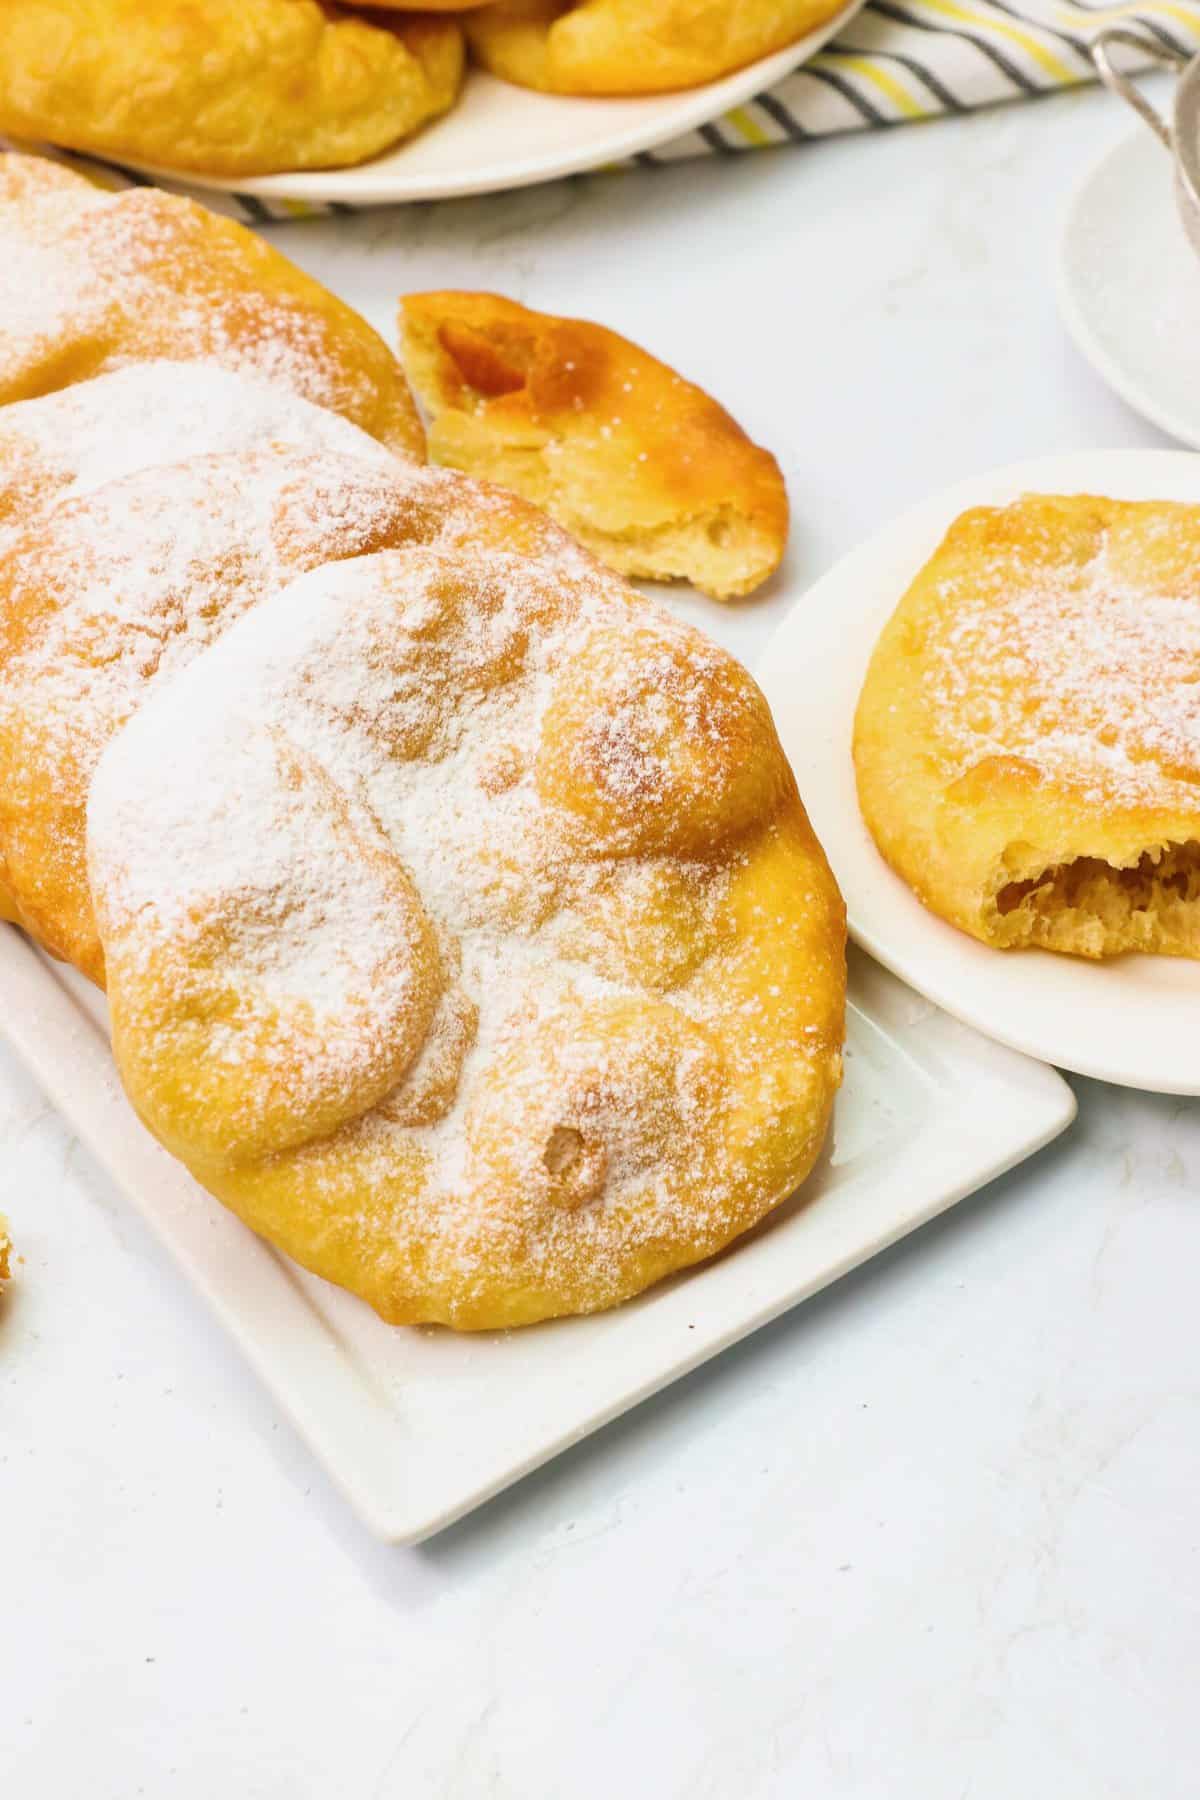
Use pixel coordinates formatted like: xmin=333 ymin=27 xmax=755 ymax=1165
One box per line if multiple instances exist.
xmin=854 ymin=493 xmax=1200 ymax=959
xmin=0 ymin=2 xmax=463 ymax=175
xmin=399 ymin=290 xmax=788 ymax=599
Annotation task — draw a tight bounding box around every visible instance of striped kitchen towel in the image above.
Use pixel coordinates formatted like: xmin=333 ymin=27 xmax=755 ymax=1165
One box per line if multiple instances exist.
xmin=648 ymin=0 xmax=1200 ymax=158
xmin=8 ymin=0 xmax=1198 ymax=218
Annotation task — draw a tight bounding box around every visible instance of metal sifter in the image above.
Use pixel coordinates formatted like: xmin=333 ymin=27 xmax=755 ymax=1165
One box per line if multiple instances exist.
xmin=1092 ymin=29 xmax=1200 ymax=258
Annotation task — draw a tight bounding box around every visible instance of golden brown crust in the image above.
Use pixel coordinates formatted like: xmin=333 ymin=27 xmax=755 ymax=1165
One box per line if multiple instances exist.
xmin=464 ymin=0 xmax=846 ymax=93
xmin=0 ymin=1217 xmax=10 ymax=1284
xmin=854 ymin=493 xmax=1200 ymax=959
xmin=0 ymin=153 xmax=424 ymax=456
xmin=0 ymin=2 xmax=464 ymax=176
xmin=399 ymin=290 xmax=788 ymax=600
xmin=90 ymin=544 xmax=846 ymax=1329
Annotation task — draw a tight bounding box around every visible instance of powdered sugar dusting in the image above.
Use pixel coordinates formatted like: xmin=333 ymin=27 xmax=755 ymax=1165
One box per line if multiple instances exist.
xmin=0 ymin=160 xmax=414 ymax=447
xmin=0 ymin=361 xmax=393 ymax=546
xmin=88 ymin=541 xmax=838 ymax=1323
xmin=927 ymin=502 xmax=1200 ymax=812
xmin=0 ymin=437 xmax=585 ymax=975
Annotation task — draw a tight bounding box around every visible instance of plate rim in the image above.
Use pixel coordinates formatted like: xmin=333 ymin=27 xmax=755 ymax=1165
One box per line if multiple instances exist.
xmin=1056 ymin=127 xmax=1200 ymax=451
xmin=111 ymin=0 xmax=866 ymax=206
xmin=0 ymin=924 xmax=1073 ymax=1540
xmin=756 ymin=444 xmax=1200 ymax=1095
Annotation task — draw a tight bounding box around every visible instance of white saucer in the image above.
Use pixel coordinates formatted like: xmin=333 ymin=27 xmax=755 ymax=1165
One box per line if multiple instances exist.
xmin=756 ymin=448 xmax=1200 ymax=1096
xmin=124 ymin=1 xmax=863 ymax=207
xmin=1058 ymin=128 xmax=1200 ymax=448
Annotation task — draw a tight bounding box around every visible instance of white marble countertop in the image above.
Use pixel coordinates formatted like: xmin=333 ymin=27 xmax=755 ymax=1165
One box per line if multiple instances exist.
xmin=5 ymin=85 xmax=1199 ymax=1800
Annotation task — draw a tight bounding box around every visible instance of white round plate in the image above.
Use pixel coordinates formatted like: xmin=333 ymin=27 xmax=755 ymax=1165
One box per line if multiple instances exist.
xmin=125 ymin=1 xmax=864 ymax=207
xmin=756 ymin=448 xmax=1200 ymax=1095
xmin=1058 ymin=128 xmax=1200 ymax=449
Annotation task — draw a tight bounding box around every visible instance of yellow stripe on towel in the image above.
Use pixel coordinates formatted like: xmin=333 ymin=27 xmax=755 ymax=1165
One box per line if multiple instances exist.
xmin=919 ymin=0 xmax=1079 ymax=81
xmin=826 ymin=54 xmax=929 ymax=116
xmin=724 ymin=105 xmax=774 ymax=145
xmin=1058 ymin=0 xmax=1200 ymax=33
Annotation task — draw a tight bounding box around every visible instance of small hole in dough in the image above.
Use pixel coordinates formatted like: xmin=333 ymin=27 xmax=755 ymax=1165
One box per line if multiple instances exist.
xmin=544 ymin=1124 xmax=584 ymax=1176
xmin=706 ymin=516 xmax=732 ymax=548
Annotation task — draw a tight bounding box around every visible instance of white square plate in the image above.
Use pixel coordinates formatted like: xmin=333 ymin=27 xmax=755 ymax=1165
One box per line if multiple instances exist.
xmin=756 ymin=449 xmax=1200 ymax=1096
xmin=0 ymin=924 xmax=1072 ymax=1540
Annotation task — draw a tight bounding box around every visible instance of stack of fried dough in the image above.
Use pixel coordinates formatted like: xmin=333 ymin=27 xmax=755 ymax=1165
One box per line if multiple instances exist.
xmin=0 ymin=153 xmax=846 ymax=1331
xmin=0 ymin=0 xmax=848 ymax=177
